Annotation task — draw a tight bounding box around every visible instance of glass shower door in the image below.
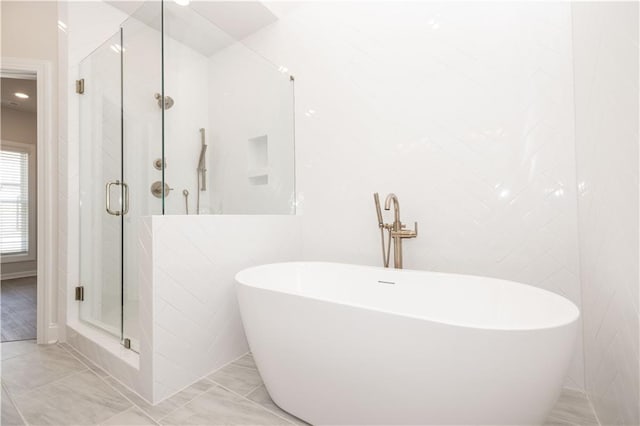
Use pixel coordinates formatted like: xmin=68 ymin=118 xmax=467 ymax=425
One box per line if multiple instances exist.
xmin=78 ymin=30 xmax=124 ymax=340
xmin=78 ymin=2 xmax=163 ymax=352
xmin=121 ymin=1 xmax=164 ymax=352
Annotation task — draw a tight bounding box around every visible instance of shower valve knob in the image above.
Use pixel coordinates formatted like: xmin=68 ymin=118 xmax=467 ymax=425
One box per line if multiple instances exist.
xmin=153 ymin=158 xmax=167 ymax=170
xmin=151 ymin=181 xmax=172 ymax=198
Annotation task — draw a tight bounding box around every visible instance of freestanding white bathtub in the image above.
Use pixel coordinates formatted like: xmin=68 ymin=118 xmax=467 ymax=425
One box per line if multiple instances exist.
xmin=235 ymin=262 xmax=579 ymax=425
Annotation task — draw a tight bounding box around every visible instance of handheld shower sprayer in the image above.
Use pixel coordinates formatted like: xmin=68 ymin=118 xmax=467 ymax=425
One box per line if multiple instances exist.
xmin=374 ymin=193 xmax=391 ymax=268
xmin=198 ymin=128 xmax=207 ymax=191
xmin=196 ymin=128 xmax=208 ymax=214
xmin=374 ymin=193 xmax=384 ymax=227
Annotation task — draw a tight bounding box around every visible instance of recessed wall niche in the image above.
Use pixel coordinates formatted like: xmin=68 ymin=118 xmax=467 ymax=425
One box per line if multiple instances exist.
xmin=248 ymin=134 xmax=268 ymax=186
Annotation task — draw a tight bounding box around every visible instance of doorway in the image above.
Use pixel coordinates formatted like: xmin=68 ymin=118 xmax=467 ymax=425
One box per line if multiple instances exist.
xmin=0 ymin=74 xmax=38 ymax=342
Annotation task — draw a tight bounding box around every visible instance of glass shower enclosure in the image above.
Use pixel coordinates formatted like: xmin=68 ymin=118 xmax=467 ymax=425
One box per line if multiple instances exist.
xmin=78 ymin=3 xmax=163 ymax=352
xmin=77 ymin=1 xmax=295 ymax=352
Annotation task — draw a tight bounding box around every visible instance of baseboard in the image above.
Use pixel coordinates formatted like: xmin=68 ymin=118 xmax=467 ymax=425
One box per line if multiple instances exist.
xmin=44 ymin=324 xmax=59 ymax=344
xmin=1 ymin=270 xmax=37 ymax=280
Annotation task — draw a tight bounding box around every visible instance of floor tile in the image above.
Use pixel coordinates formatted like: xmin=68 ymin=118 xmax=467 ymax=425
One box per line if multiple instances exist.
xmin=545 ymin=388 xmax=599 ymax=426
xmin=101 ymin=406 xmax=158 ymax=425
xmin=160 ymin=385 xmax=292 ymax=425
xmin=59 ymin=343 xmax=109 ymax=377
xmin=0 ymin=337 xmax=600 ymax=426
xmin=1 ymin=385 xmax=24 ymax=426
xmin=208 ymin=363 xmax=263 ymax=396
xmin=544 ymin=414 xmax=579 ymax=426
xmin=247 ymin=385 xmax=308 ymax=425
xmin=2 ymin=344 xmax=87 ymax=395
xmin=13 ymin=370 xmax=132 ymax=425
xmin=1 ymin=339 xmax=39 ymax=360
xmin=231 ymin=353 xmax=257 ymax=370
xmin=104 ymin=376 xmax=214 ymax=421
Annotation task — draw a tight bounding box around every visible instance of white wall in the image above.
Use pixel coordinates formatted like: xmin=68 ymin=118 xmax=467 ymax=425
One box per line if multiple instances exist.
xmin=248 ymin=1 xmax=584 ymax=389
xmin=206 ymin=43 xmax=295 ymax=215
xmin=162 ymin=32 xmax=210 ymax=215
xmin=161 ymin=10 xmax=295 ymax=217
xmin=572 ymin=3 xmax=639 ymax=424
xmin=149 ymin=214 xmax=301 ymax=402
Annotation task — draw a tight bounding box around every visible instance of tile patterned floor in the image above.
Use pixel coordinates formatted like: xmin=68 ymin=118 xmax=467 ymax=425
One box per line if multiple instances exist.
xmin=0 ymin=340 xmax=304 ymax=426
xmin=1 ymin=278 xmax=37 ymax=342
xmin=0 ymin=340 xmax=599 ymax=425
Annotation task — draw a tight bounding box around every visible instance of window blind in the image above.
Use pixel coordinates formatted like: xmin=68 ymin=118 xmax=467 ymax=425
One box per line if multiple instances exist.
xmin=0 ymin=149 xmax=29 ymax=255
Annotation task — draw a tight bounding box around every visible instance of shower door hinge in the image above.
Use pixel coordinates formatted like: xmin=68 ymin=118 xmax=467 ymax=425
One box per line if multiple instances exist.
xmin=76 ymin=79 xmax=85 ymax=94
xmin=75 ymin=286 xmax=84 ymax=301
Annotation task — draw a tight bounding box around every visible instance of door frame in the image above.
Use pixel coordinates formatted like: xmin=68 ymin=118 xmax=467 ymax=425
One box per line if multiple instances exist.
xmin=1 ymin=57 xmax=57 ymax=344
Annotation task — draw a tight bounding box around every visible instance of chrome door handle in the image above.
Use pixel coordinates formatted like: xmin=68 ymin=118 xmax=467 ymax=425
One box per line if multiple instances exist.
xmin=106 ymin=180 xmax=128 ymax=216
xmin=121 ymin=181 xmax=129 ymax=215
xmin=106 ymin=181 xmax=119 ymax=216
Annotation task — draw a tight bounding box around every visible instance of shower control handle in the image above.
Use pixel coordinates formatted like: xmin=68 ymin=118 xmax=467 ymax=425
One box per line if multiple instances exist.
xmin=151 ymin=181 xmax=173 ymax=198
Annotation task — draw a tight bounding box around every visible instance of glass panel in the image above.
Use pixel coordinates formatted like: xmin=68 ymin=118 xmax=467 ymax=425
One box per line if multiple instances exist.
xmin=162 ymin=2 xmax=295 ymax=215
xmin=121 ymin=1 xmax=164 ymax=352
xmin=78 ymin=31 xmax=123 ymax=338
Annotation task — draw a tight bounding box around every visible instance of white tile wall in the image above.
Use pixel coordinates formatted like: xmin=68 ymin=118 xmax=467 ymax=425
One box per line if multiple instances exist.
xmin=61 ymin=1 xmax=640 ymax=411
xmin=572 ymin=3 xmax=639 ymax=424
xmin=150 ymin=215 xmax=301 ymax=402
xmin=248 ymin=1 xmax=584 ymax=388
xmin=206 ymin=43 xmax=295 ymax=215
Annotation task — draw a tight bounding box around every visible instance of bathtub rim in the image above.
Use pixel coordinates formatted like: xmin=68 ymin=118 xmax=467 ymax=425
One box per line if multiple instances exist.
xmin=235 ymin=261 xmax=581 ymax=333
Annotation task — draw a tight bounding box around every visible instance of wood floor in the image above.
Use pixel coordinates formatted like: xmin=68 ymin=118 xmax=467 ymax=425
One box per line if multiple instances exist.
xmin=1 ymin=277 xmax=37 ymax=342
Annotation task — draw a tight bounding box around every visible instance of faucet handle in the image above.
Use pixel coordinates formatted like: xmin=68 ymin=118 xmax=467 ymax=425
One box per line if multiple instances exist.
xmin=391 ymin=221 xmax=418 ymax=238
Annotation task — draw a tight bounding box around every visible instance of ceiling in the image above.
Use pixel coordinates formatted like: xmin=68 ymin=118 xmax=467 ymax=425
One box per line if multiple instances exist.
xmin=1 ymin=77 xmax=37 ymax=114
xmin=106 ymin=1 xmax=278 ymax=57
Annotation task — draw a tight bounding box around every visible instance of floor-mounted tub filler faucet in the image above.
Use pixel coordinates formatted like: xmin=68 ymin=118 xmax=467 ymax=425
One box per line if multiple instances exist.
xmin=374 ymin=193 xmax=418 ymax=269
